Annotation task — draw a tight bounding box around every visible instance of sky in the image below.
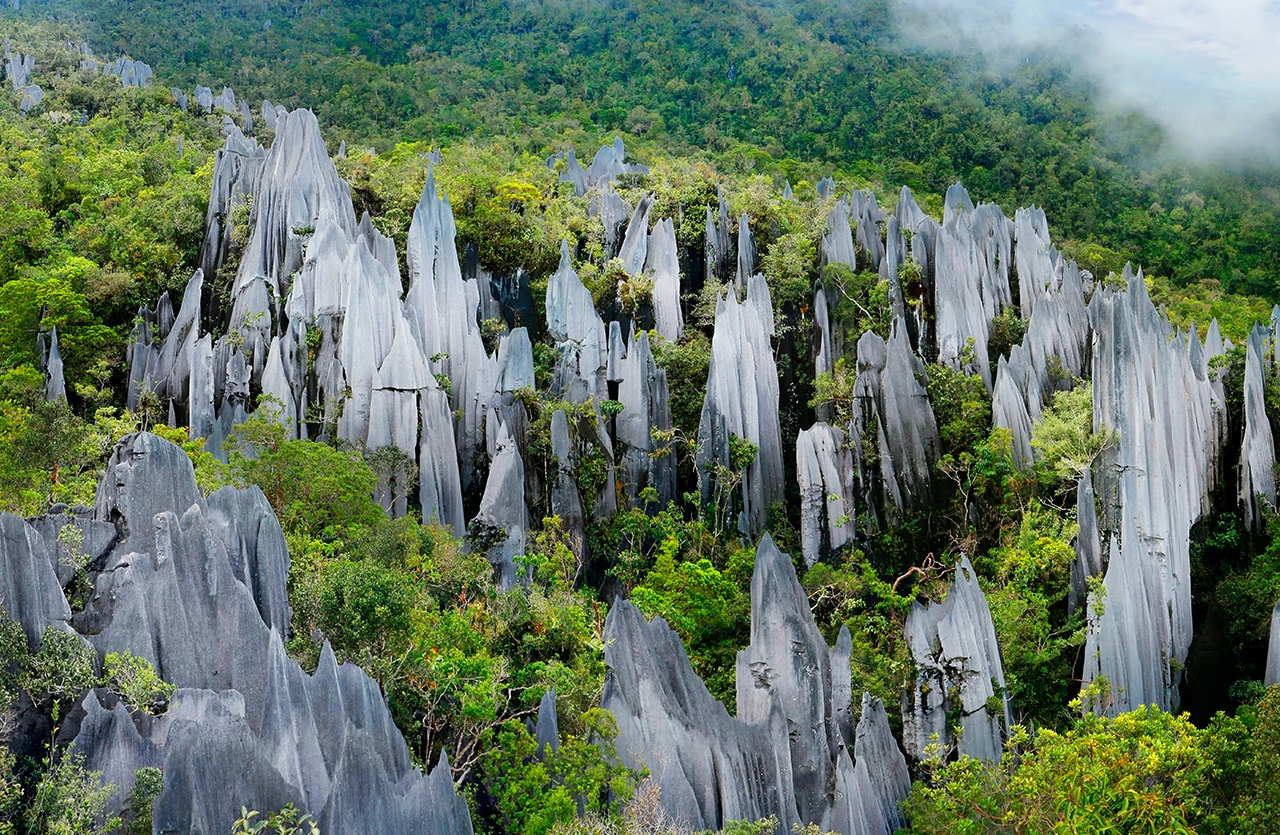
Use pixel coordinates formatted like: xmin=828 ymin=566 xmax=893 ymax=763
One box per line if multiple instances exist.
xmin=893 ymin=0 xmax=1280 ymax=161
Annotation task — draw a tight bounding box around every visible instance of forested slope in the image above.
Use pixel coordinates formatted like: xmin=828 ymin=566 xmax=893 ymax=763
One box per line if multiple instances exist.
xmin=4 ymin=5 xmax=1280 ymax=835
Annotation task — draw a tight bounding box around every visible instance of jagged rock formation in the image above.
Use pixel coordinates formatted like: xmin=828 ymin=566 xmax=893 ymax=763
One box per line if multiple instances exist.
xmin=1240 ymin=324 xmax=1276 ymax=530
xmin=1082 ymin=269 xmax=1222 ymax=715
xmin=199 ymin=122 xmax=265 ymax=280
xmin=933 ymin=185 xmax=1013 ymax=392
xmin=547 ymin=241 xmax=609 ymax=403
xmin=5 ymin=49 xmax=33 ymax=90
xmin=697 ymin=277 xmax=783 ymax=536
xmin=1267 ymin=600 xmax=1280 ymax=687
xmin=647 ymin=217 xmax=684 ymax=341
xmin=796 ymin=423 xmax=854 ymax=568
xmin=902 ymin=555 xmax=1011 ymax=763
xmin=105 ymin=56 xmax=153 ymax=87
xmin=0 ymin=433 xmax=473 ymax=833
xmin=705 ymin=188 xmax=734 ymax=286
xmin=614 ymin=326 xmax=676 ymax=508
xmin=18 ymin=82 xmax=41 ymax=114
xmin=603 ymin=534 xmax=909 ymax=834
xmin=849 ymin=321 xmax=940 ymax=524
xmin=473 ymin=420 xmax=530 ymax=589
xmin=1069 ymin=470 xmax=1104 ymax=616
xmin=0 ymin=512 xmax=72 ymax=643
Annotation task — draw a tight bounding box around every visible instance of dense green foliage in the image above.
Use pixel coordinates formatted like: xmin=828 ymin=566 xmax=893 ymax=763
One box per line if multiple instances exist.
xmin=14 ymin=0 xmax=1280 ymax=299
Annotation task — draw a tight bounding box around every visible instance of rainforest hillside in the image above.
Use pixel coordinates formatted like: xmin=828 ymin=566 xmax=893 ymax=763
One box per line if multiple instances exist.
xmin=3 ymin=4 xmax=1280 ymax=835
xmin=14 ymin=0 xmax=1280 ymax=299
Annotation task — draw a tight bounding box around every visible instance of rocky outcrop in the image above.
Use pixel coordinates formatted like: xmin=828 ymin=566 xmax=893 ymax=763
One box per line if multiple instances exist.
xmin=198 ymin=123 xmax=265 ymax=281
xmin=1069 ymin=470 xmax=1104 ymax=616
xmin=547 ymin=241 xmax=609 ymax=403
xmin=0 ymin=512 xmax=71 ymax=644
xmin=1240 ymin=324 xmax=1276 ymax=530
xmin=850 ymin=321 xmax=940 ymax=524
xmin=51 ymin=432 xmax=475 ymax=833
xmin=1267 ymin=600 xmax=1280 ymax=687
xmin=603 ymin=533 xmax=909 ymax=834
xmin=614 ymin=326 xmax=676 ymax=509
xmin=646 ymin=217 xmax=683 ymax=341
xmin=796 ymin=423 xmax=854 ymax=568
xmin=902 ymin=555 xmax=1010 ymax=763
xmin=697 ymin=278 xmax=783 ymax=536
xmin=1082 ymin=269 xmax=1221 ymax=715
xmin=472 ymin=421 xmax=529 ymax=590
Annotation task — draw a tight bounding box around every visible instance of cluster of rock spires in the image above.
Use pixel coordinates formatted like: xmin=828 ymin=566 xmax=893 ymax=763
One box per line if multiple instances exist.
xmin=602 ymin=534 xmax=911 ymax=834
xmin=17 ymin=46 xmax=1280 ymax=831
xmin=1 ymin=433 xmax=473 ymax=834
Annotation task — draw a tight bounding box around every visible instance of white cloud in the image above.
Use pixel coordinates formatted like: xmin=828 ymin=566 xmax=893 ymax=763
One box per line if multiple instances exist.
xmin=893 ymin=0 xmax=1280 ymax=160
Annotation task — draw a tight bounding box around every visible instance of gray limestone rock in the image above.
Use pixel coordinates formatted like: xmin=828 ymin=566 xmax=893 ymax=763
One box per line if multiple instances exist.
xmin=198 ymin=121 xmax=265 ymax=281
xmin=991 ymin=353 xmax=1035 ymax=469
xmin=213 ymin=85 xmax=237 ymax=113
xmin=472 ymin=421 xmax=529 ymax=590
xmin=584 ymin=136 xmax=647 ymax=188
xmin=820 ymin=199 xmax=857 ymax=270
xmin=63 ymin=433 xmax=473 ymax=833
xmin=815 ymin=177 xmax=835 ymax=200
xmin=549 ymin=409 xmax=586 ymax=559
xmin=194 ymin=85 xmax=214 ymax=114
xmin=6 ymin=51 xmax=33 ymax=90
xmin=1069 ymin=470 xmax=1104 ymax=617
xmin=697 ymin=280 xmax=783 ymax=537
xmin=18 ymin=83 xmax=42 ymax=114
xmin=705 ymin=187 xmax=734 ymax=286
xmin=597 ymin=184 xmax=631 ymax=258
xmin=1267 ymin=600 xmax=1280 ymax=687
xmin=1082 ymin=268 xmax=1221 ymax=715
xmin=646 ymin=217 xmax=683 ymax=341
xmin=618 ymin=193 xmax=653 ymax=277
xmin=736 ymin=212 xmax=757 ymax=289
xmin=535 ymin=688 xmax=560 ymax=758
xmin=604 ymin=533 xmax=910 ymax=833
xmin=850 ymin=321 xmax=940 ymax=523
xmin=1240 ymin=324 xmax=1276 ymax=530
xmin=796 ymin=422 xmax=855 ymax=568
xmin=546 ymin=241 xmax=608 ymax=402
xmin=614 ymin=327 xmax=676 ymax=508
xmin=0 ymin=512 xmax=71 ymax=644
xmin=43 ymin=325 xmax=65 ymax=402
xmin=902 ymin=555 xmax=1010 ymax=763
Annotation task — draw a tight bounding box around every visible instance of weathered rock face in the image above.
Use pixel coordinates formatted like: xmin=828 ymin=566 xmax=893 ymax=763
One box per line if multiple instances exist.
xmin=547 ymin=241 xmax=609 ymax=403
xmin=705 ymin=187 xmax=734 ymax=286
xmin=604 ymin=534 xmax=910 ymax=834
xmin=1083 ymin=269 xmax=1221 ymax=715
xmin=18 ymin=432 xmax=476 ymax=834
xmin=902 ymin=555 xmax=1010 ymax=763
xmin=697 ymin=279 xmax=784 ymax=537
xmin=933 ymin=184 xmax=1013 ymax=391
xmin=1070 ymin=470 xmax=1104 ymax=616
xmin=1240 ymin=324 xmax=1276 ymax=530
xmin=849 ymin=321 xmax=940 ymax=524
xmin=614 ymin=326 xmax=677 ymax=509
xmin=0 ymin=512 xmax=72 ymax=644
xmin=647 ymin=217 xmax=684 ymax=341
xmin=199 ymin=123 xmax=265 ymax=281
xmin=820 ymin=199 xmax=857 ymax=271
xmin=472 ymin=421 xmax=530 ymax=590
xmin=796 ymin=423 xmax=855 ymax=568
xmin=1267 ymin=600 xmax=1280 ymax=687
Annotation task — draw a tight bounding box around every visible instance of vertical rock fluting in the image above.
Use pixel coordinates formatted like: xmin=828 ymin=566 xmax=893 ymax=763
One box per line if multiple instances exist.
xmin=603 ymin=534 xmax=909 ymax=834
xmin=1240 ymin=324 xmax=1277 ymax=530
xmin=0 ymin=433 xmax=474 ymax=834
xmin=933 ymin=185 xmax=1013 ymax=392
xmin=697 ymin=278 xmax=783 ymax=537
xmin=1082 ymin=269 xmax=1221 ymax=715
xmin=796 ymin=422 xmax=855 ymax=568
xmin=647 ymin=217 xmax=684 ymax=342
xmin=902 ymin=555 xmax=1011 ymax=763
xmin=614 ymin=326 xmax=676 ymax=508
xmin=849 ymin=321 xmax=940 ymax=524
xmin=1267 ymin=600 xmax=1280 ymax=687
